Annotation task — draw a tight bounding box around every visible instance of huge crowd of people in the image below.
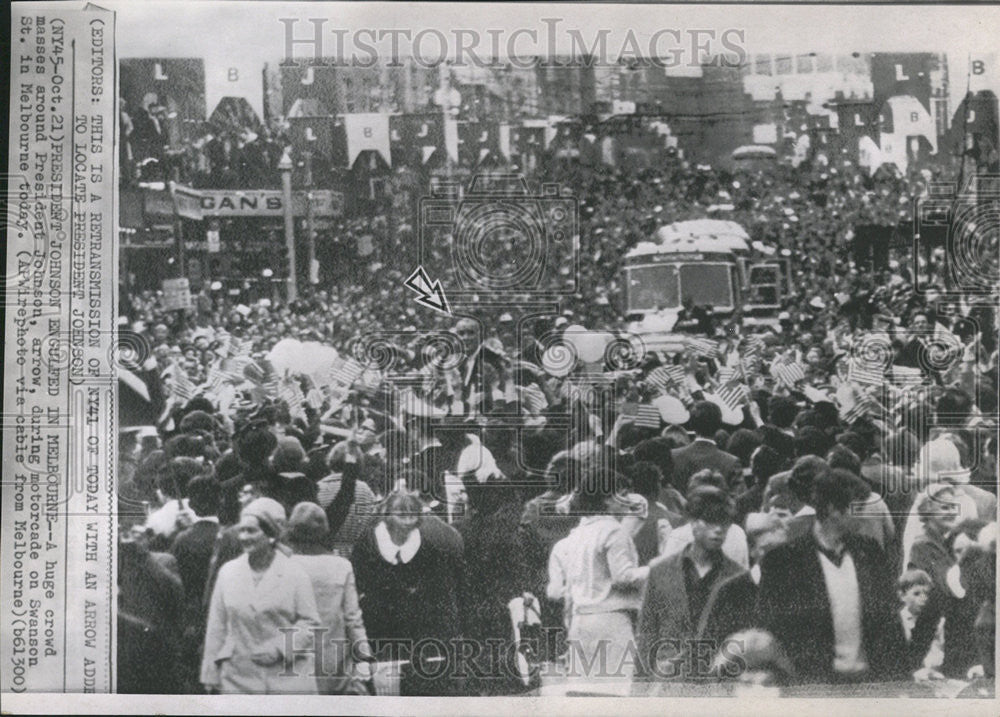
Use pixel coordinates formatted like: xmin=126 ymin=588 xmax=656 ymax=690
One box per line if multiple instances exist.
xmin=117 ymin=104 xmax=998 ymax=698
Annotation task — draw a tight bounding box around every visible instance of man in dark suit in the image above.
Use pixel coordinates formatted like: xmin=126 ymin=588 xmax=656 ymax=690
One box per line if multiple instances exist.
xmin=757 ymin=470 xmax=907 ymax=685
xmin=636 ymin=487 xmax=745 ymax=684
xmin=671 ymin=401 xmax=742 ymax=496
xmin=171 ymin=477 xmax=221 ymax=611
xmin=628 ymin=461 xmax=684 ymax=566
xmin=734 ymin=446 xmax=788 ymax=526
xmin=169 ymin=476 xmax=221 ymax=693
xmin=758 ymin=395 xmax=798 ymax=462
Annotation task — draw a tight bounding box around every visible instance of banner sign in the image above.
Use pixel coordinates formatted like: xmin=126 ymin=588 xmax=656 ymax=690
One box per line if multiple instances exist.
xmin=162 ymin=278 xmax=193 ymax=311
xmin=147 ymin=186 xmax=344 ymax=219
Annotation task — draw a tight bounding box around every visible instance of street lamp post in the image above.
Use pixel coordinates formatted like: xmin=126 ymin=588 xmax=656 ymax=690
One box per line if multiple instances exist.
xmin=304 ymin=150 xmax=317 ymax=286
xmin=278 ymin=149 xmax=298 ymax=302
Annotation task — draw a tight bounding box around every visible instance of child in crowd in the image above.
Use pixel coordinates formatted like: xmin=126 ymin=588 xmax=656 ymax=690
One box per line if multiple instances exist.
xmin=897 ymin=569 xmax=945 ymax=681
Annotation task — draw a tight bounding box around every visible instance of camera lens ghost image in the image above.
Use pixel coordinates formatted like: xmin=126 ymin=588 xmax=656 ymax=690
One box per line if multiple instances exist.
xmin=453 ymin=200 xmax=546 ymax=291
xmin=419 ymin=174 xmax=578 ymax=296
xmin=949 ymin=198 xmax=999 ymax=293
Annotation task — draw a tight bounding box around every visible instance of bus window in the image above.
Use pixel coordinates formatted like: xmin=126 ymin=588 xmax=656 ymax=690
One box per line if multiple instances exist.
xmin=626 ymin=264 xmax=680 ymax=312
xmin=747 ymin=264 xmax=781 ymax=306
xmin=679 ymin=264 xmax=734 ymax=307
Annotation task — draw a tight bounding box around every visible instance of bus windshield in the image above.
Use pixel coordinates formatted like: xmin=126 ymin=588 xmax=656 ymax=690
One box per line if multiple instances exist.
xmin=679 ymin=264 xmax=734 ymax=307
xmin=627 ymin=262 xmax=734 ymax=313
xmin=626 ymin=264 xmax=680 ymax=312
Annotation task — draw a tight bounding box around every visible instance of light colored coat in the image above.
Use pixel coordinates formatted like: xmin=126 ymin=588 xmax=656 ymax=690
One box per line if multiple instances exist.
xmin=289 ymin=553 xmax=372 ymax=694
xmin=201 ymin=551 xmax=320 ymax=694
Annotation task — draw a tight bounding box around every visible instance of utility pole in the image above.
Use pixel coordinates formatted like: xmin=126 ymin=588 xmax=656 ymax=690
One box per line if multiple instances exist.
xmin=278 ymin=149 xmax=297 ymax=302
xmin=304 ymin=149 xmax=317 ymax=286
xmin=167 ymin=176 xmax=186 ymax=279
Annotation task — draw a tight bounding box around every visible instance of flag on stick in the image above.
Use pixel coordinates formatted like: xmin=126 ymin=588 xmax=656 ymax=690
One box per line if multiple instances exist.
xmin=717 ymin=381 xmax=749 ymax=414
xmin=848 ymin=359 xmax=884 ymax=387
xmin=771 ymin=362 xmax=806 ymax=388
xmin=330 ymin=357 xmax=365 ymax=388
xmin=623 ymin=402 xmax=662 ymax=429
xmin=686 ymin=336 xmax=719 ymax=358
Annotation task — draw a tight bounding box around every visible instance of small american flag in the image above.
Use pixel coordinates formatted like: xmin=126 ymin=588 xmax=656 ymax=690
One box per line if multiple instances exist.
xmin=717 ymin=366 xmax=740 ymax=384
xmin=717 ymin=381 xmax=749 ymax=414
xmin=279 ymin=381 xmax=305 ymax=417
xmin=305 ymin=387 xmax=325 ymax=411
xmin=740 ymin=355 xmax=761 ymax=378
xmin=890 ymin=366 xmax=924 ymax=386
xmin=330 ymin=358 xmax=365 ymax=388
xmin=518 ymin=384 xmax=548 ymax=414
xmin=243 ymin=359 xmax=267 ymax=384
xmin=840 ymin=390 xmax=882 ymax=424
xmin=742 ymin=335 xmax=765 ymax=359
xmin=771 ymin=362 xmax=806 ymax=388
xmin=230 ymin=336 xmax=254 ymax=356
xmin=848 ymin=359 xmax=884 ymax=387
xmin=664 ymin=365 xmax=687 ymax=385
xmin=227 ymin=354 xmax=251 ymax=373
xmin=214 ymin=331 xmax=231 ymax=355
xmin=205 ymin=367 xmax=227 ymax=393
xmin=840 ymin=401 xmax=866 ymax=425
xmin=171 ymin=368 xmax=196 ymax=401
xmin=686 ymin=336 xmax=719 ymax=358
xmin=646 ymin=367 xmax=675 ymax=393
xmin=623 ymin=402 xmax=662 ymax=429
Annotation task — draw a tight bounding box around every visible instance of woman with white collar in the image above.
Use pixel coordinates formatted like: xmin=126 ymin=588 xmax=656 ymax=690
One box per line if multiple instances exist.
xmin=350 ymin=490 xmax=465 ymax=695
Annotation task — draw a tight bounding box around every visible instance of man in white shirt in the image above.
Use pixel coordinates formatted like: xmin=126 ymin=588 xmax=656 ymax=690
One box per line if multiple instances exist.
xmin=757 ymin=470 xmax=907 ymax=684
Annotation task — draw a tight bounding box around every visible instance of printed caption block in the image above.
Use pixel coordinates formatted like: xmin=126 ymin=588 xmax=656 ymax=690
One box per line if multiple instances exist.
xmin=3 ymin=4 xmax=118 ymax=693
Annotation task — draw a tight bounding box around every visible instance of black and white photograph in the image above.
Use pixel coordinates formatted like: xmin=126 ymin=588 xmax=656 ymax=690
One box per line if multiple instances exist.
xmin=3 ymin=1 xmax=1000 ymax=713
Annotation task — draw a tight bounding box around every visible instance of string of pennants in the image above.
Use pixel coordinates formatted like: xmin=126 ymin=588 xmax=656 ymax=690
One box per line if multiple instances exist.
xmin=286 ymin=112 xmax=674 ymax=170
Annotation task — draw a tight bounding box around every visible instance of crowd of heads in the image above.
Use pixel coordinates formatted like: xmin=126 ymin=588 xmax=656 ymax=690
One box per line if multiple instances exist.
xmin=118 ymin=115 xmax=998 ymax=696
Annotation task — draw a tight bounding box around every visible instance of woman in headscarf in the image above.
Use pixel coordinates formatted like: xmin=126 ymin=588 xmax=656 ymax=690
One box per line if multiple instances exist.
xmin=201 ymin=498 xmax=320 ymax=694
xmin=285 ymin=501 xmax=373 ymax=694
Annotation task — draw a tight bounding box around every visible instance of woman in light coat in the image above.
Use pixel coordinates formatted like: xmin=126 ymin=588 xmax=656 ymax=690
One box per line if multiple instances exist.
xmin=201 ymin=498 xmax=320 ymax=694
xmin=286 ymin=501 xmax=374 ymax=694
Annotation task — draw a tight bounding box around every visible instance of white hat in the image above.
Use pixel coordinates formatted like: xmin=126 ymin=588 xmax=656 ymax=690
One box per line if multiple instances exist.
xmin=978 ymin=523 xmax=997 ymax=550
xmin=652 ymin=395 xmax=690 ymax=425
xmin=456 ymin=435 xmax=501 ymax=483
xmin=914 ymin=437 xmax=970 ymax=485
xmin=801 ymin=385 xmax=832 ymax=404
